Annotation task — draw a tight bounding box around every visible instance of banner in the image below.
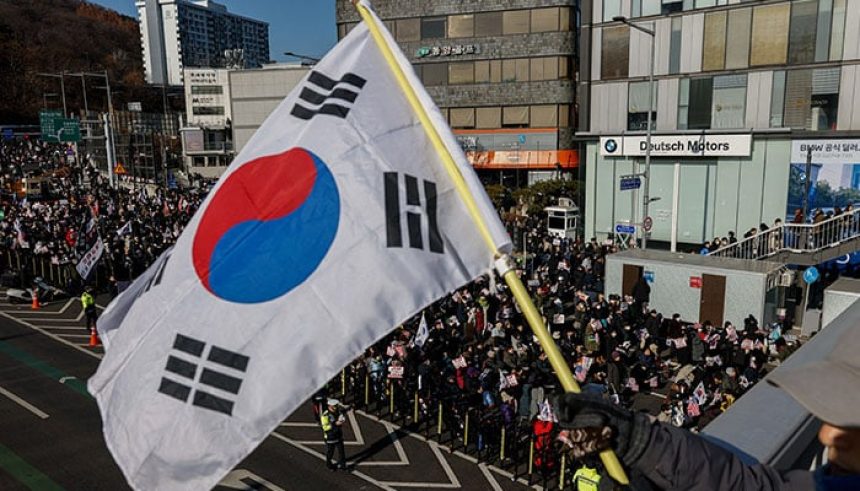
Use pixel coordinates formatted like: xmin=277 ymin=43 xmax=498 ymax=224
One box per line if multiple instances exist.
xmin=75 ymin=218 xmax=104 ymax=280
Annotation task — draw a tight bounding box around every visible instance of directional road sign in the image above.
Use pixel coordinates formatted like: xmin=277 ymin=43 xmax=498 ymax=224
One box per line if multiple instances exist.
xmin=619 ymin=176 xmax=642 ymax=191
xmin=615 ymin=223 xmax=636 ymax=234
xmin=40 ymin=111 xmax=81 ymax=142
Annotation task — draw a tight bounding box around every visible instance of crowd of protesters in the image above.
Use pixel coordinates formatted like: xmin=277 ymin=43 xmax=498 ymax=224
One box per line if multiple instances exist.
xmin=0 ymin=137 xmax=206 ymax=291
xmin=350 ymin=215 xmax=797 ymax=454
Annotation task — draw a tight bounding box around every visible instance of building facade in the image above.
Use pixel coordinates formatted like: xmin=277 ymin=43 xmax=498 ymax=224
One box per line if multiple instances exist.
xmin=580 ymin=0 xmax=860 ymax=248
xmin=137 ymin=0 xmax=270 ymax=86
xmin=181 ymin=68 xmax=233 ymax=177
xmin=335 ymin=0 xmax=581 ymax=186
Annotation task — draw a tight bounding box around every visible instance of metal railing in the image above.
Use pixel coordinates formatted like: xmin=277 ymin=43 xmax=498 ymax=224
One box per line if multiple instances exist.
xmin=708 ymin=208 xmax=860 ymax=260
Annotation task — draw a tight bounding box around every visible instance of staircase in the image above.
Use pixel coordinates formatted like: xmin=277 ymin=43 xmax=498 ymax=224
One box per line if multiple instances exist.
xmin=708 ymin=209 xmax=860 ymax=266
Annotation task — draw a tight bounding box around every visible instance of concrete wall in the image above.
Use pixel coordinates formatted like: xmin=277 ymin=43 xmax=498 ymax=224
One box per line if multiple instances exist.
xmin=605 ymin=254 xmax=768 ymax=327
xmin=822 ymin=278 xmax=860 ymax=328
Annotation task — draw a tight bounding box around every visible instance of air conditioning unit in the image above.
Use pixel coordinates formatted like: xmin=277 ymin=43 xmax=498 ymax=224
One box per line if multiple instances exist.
xmin=778 ymin=270 xmax=794 ymax=287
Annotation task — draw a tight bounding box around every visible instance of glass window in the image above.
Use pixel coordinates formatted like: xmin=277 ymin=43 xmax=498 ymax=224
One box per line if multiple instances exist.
xmin=449 ymin=108 xmax=475 ymax=129
xmin=815 ymin=0 xmax=833 ymax=62
xmin=421 ymin=17 xmax=446 ymax=39
xmin=396 ymin=18 xmax=420 ymax=42
xmin=476 ymin=107 xmax=501 ymax=128
xmin=503 ymin=10 xmax=530 ymax=35
xmin=688 ymin=77 xmax=714 ymax=130
xmin=449 ymin=62 xmax=474 ymax=84
xmin=475 ymin=61 xmax=490 ymax=83
xmin=530 ymin=58 xmax=546 ymax=81
xmin=830 ymin=0 xmax=846 ymax=61
xmin=516 ymin=59 xmax=530 ymax=82
xmin=601 ymin=26 xmax=630 ymax=80
xmin=560 ymin=7 xmax=571 ymax=30
xmin=678 ymin=78 xmax=690 ymax=129
xmin=784 ymin=69 xmax=812 ymax=129
xmin=544 ymin=57 xmax=559 ymax=80
xmin=559 ymin=104 xmax=571 ymax=128
xmin=604 ymin=0 xmax=622 ymax=22
xmin=702 ymin=11 xmax=727 ymax=71
xmin=770 ymin=70 xmax=786 ymax=127
xmin=448 ymin=14 xmax=474 ymax=38
xmin=559 ymin=57 xmax=570 ymax=79
xmin=502 ymin=106 xmax=529 ymax=127
xmin=662 ymin=0 xmax=684 ymax=15
xmin=633 ymin=0 xmax=661 ymax=17
xmin=421 ymin=63 xmax=447 ymax=86
xmin=475 ymin=12 xmax=503 ymax=37
xmin=788 ymin=0 xmax=818 ymax=65
xmin=531 ymin=8 xmax=559 ymax=32
xmin=725 ymin=8 xmax=752 ymax=69
xmin=489 ymin=60 xmax=502 ymax=83
xmin=712 ymin=74 xmax=747 ymax=129
xmin=811 ymin=67 xmax=840 ymax=130
xmin=531 ymin=105 xmax=558 ymax=127
xmin=628 ymin=81 xmax=657 ymax=131
xmin=669 ymin=17 xmax=682 ymax=74
xmin=502 ymin=59 xmax=517 ymax=82
xmin=696 ymin=0 xmax=716 ymax=7
xmin=750 ymin=3 xmax=790 ymax=66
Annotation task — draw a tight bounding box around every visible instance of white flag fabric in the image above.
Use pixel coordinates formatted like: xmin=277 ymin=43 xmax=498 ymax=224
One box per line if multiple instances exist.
xmin=87 ymin=7 xmax=511 ymax=491
xmin=116 ymin=220 xmax=133 ymax=237
xmin=413 ymin=313 xmax=429 ymax=348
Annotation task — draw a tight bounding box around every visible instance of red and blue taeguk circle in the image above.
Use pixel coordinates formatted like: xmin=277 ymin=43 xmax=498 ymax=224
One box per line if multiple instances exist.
xmin=192 ymin=147 xmax=340 ymax=303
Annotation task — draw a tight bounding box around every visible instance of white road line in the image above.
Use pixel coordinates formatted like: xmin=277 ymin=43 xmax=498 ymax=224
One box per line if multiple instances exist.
xmin=269 ymin=432 xmax=396 ymax=491
xmin=0 ymin=386 xmax=49 ymax=419
xmin=381 ymin=421 xmax=409 ymax=466
xmin=279 ymin=422 xmax=319 ymax=428
xmin=478 ymin=463 xmax=504 ymax=491
xmin=0 ymin=311 xmax=102 ymax=360
xmin=3 ymin=299 xmax=76 ymax=316
xmin=348 ymin=409 xmax=365 ymax=446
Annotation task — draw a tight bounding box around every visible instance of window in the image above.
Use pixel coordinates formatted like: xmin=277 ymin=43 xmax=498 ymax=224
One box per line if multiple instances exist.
xmin=782 ymin=68 xmax=839 ymax=130
xmin=449 ymin=108 xmax=475 ymax=129
xmin=669 ymin=17 xmax=682 ymax=74
xmin=475 ymin=61 xmax=490 ymax=83
xmin=712 ymin=74 xmax=747 ymax=129
xmin=788 ymin=0 xmax=818 ymax=65
xmin=814 ymin=0 xmax=833 ymax=62
xmin=678 ymin=77 xmax=714 ymax=130
xmin=502 ymin=59 xmax=517 ymax=82
xmin=770 ymin=70 xmax=786 ymax=127
xmin=632 ymin=0 xmax=661 ymax=17
xmin=503 ymin=10 xmax=530 ymax=34
xmin=421 ymin=63 xmax=447 ymax=86
xmin=448 ymin=14 xmax=474 ymax=38
xmin=191 ymin=85 xmax=223 ymax=94
xmin=628 ymin=81 xmax=657 ymax=131
xmin=531 ymin=105 xmax=558 ymax=127
xmin=489 ymin=60 xmax=502 ymax=83
xmin=396 ymin=18 xmax=420 ymax=42
xmin=476 ymin=107 xmax=501 ymax=128
xmin=502 ymin=106 xmax=529 ymax=127
xmin=750 ymin=3 xmax=790 ymax=66
xmin=516 ymin=59 xmax=530 ymax=82
xmin=603 ymin=0 xmax=622 ymax=22
xmin=531 ymin=8 xmax=559 ymax=32
xmin=702 ymin=11 xmax=727 ymax=71
xmin=662 ymin=0 xmax=683 ymax=15
xmin=559 ymin=104 xmax=571 ymax=127
xmin=725 ymin=8 xmax=752 ymax=69
xmin=192 ymin=106 xmax=224 ymax=115
xmin=830 ymin=0 xmax=847 ymax=61
xmin=474 ymin=12 xmax=503 ymax=37
xmin=560 ymin=7 xmax=571 ymax=31
xmin=448 ymin=62 xmax=474 ymax=84
xmin=421 ymin=17 xmax=446 ymax=39
xmin=601 ymin=26 xmax=630 ymax=80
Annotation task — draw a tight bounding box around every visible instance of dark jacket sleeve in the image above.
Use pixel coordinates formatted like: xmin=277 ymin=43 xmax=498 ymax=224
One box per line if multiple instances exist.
xmin=632 ymin=421 xmax=815 ymax=491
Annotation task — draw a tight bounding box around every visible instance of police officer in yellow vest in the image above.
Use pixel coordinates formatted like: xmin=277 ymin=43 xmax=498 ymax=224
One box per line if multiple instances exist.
xmin=81 ymin=287 xmax=98 ymax=332
xmin=573 ymin=463 xmax=601 ymax=491
xmin=321 ymin=399 xmax=347 ymax=470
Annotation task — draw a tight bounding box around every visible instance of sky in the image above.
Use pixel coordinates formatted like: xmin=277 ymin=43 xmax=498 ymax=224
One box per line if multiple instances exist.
xmin=91 ymin=0 xmax=338 ymax=63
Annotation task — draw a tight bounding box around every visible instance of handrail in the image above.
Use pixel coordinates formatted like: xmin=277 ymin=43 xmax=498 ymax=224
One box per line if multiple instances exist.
xmin=708 ymin=209 xmax=860 ymax=260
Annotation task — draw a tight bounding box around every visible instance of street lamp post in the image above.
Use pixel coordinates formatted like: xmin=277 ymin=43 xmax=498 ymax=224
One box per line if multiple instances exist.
xmin=614 ymin=16 xmax=655 ymax=249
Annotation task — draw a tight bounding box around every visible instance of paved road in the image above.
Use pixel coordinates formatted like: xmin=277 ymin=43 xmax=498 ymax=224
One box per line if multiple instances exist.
xmin=0 ymin=294 xmax=534 ymax=491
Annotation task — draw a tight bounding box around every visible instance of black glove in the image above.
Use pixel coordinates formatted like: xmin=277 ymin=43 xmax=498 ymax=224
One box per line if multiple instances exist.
xmin=556 ymin=392 xmax=651 ymax=466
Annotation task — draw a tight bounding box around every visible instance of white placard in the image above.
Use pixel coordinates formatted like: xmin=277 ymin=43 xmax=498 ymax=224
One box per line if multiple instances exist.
xmin=790 ymin=139 xmax=860 ymax=164
xmin=600 ymin=134 xmax=752 ymax=157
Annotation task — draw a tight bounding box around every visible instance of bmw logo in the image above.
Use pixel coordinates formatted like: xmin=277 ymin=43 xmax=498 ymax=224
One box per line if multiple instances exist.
xmin=604 ymin=139 xmax=618 ymax=153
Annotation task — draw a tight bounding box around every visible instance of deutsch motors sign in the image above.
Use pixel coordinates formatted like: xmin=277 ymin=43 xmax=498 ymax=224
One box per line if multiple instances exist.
xmin=600 ymin=134 xmax=752 ymax=157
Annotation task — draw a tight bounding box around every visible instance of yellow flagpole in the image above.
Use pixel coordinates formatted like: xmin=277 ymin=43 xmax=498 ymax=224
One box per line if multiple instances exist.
xmin=352 ymin=1 xmax=629 ymax=485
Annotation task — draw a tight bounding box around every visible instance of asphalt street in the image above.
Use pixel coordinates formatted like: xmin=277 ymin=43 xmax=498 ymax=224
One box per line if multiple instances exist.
xmin=0 ymin=294 xmax=534 ymax=491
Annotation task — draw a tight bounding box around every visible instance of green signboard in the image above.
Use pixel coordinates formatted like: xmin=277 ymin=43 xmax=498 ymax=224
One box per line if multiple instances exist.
xmin=39 ymin=110 xmax=80 ymax=143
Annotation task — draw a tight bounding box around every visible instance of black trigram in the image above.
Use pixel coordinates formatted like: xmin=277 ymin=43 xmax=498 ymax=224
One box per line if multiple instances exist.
xmin=384 ymin=172 xmax=443 ymax=254
xmin=158 ymin=333 xmax=250 ymax=416
xmin=290 ymin=71 xmax=366 ymax=120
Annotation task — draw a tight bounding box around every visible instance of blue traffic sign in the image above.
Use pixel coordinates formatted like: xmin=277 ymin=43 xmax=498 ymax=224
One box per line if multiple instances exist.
xmin=615 ymin=224 xmax=636 ymax=234
xmin=620 ymin=177 xmax=642 ymax=191
xmin=803 ymin=266 xmax=820 ymax=284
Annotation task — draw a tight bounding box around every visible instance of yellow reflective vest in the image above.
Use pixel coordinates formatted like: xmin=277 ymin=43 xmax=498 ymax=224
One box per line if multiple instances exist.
xmin=573 ymin=465 xmax=601 ymax=491
xmin=81 ymin=292 xmax=95 ymax=309
xmin=320 ymin=411 xmax=333 ymax=433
